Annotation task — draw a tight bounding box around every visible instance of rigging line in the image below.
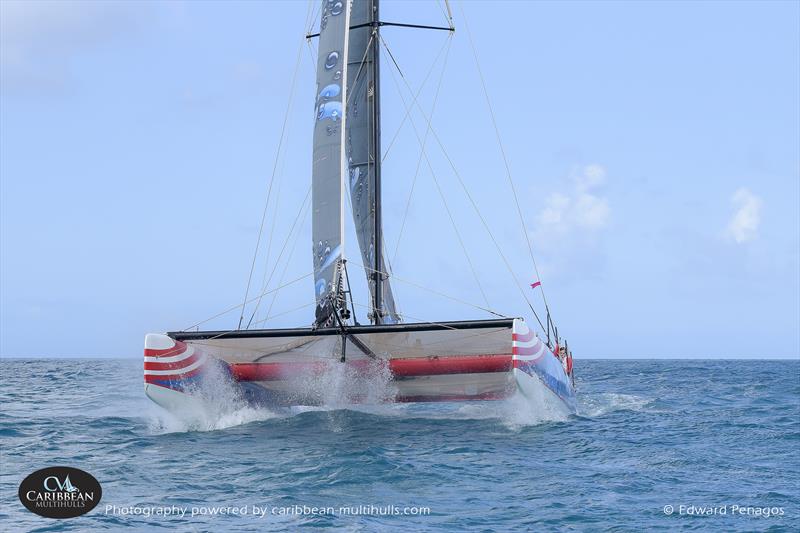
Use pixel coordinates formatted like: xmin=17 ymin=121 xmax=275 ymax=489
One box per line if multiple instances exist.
xmin=253 ymin=147 xmax=288 ymax=314
xmin=350 ymin=302 xmax=459 ymax=333
xmin=348 ymin=301 xmax=526 ymax=362
xmin=304 ymin=3 xmax=318 ymax=78
xmin=303 ymin=0 xmax=313 ymax=31
xmin=319 ymin=302 xmax=515 ymax=358
xmin=246 ymin=185 xmax=312 ymax=328
xmin=435 ymin=0 xmax=449 ymax=25
xmin=238 ymin=35 xmax=306 ymax=330
xmin=351 ymin=302 xmax=505 ymax=342
xmin=306 ymin=0 xmax=321 ymax=36
xmin=182 ymin=272 xmax=314 ymax=333
xmin=349 ymin=259 xmax=508 ymax=319
xmin=381 ymin=38 xmax=453 ymax=261
xmin=381 ymin=39 xmax=547 ymax=335
xmin=427 ymin=151 xmax=493 ymax=311
xmin=380 ymin=36 xmax=450 ymax=164
xmin=443 ymin=0 xmax=455 ymax=29
xmin=247 ymin=184 xmax=311 ymax=326
xmin=305 ymin=39 xmax=318 ymax=79
xmin=458 ymin=3 xmax=553 ymax=325
xmin=191 ymin=302 xmax=316 ymax=350
xmin=380 ymin=32 xmax=404 ymax=79
xmin=345 ymin=33 xmax=374 ymax=109
xmin=257 ymin=192 xmax=309 ymax=327
xmin=260 ymin=170 xmax=283 ymax=295
xmin=348 ymin=302 xmax=510 ymax=353
xmin=249 ymin=301 xmax=317 ymax=329
xmin=381 ymin=34 xmax=434 ymax=261
xmin=253 ymin=88 xmax=301 ymax=314
xmin=262 ymin=190 xmax=313 ymax=324
xmin=186 ymin=302 xmax=317 ymax=359
xmin=411 ymin=325 xmax=507 ymax=348
xmin=382 ymin=37 xmax=492 ymax=312
xmin=380 ymin=235 xmax=401 ymax=318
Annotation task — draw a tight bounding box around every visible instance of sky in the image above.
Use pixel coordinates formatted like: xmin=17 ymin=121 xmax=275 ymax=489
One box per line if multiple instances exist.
xmin=1 ymin=0 xmax=798 ymax=358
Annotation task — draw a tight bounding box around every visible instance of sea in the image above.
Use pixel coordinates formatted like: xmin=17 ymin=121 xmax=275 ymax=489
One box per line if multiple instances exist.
xmin=1 ymin=359 xmax=798 ymax=532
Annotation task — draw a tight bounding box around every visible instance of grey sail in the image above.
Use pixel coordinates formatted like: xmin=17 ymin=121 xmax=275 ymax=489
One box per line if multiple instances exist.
xmin=312 ymin=0 xmax=351 ymax=327
xmin=345 ymin=0 xmax=400 ymax=324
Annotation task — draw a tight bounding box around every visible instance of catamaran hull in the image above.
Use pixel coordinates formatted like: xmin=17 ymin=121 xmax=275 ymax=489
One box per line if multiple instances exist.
xmin=144 ymin=319 xmax=576 ymax=415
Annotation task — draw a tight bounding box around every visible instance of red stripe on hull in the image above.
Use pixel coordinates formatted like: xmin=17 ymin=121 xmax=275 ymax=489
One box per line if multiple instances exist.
xmin=231 ymin=362 xmax=327 ymax=381
xmin=144 ymin=364 xmax=207 ymax=383
xmin=229 ymin=354 xmax=512 ymax=382
xmin=144 ymin=352 xmax=201 ymax=371
xmin=389 ymin=354 xmax=511 ymax=377
xmin=512 ymin=344 xmax=542 ymax=356
xmin=512 ymin=330 xmax=535 ymax=343
xmin=144 ymin=342 xmax=188 ymax=358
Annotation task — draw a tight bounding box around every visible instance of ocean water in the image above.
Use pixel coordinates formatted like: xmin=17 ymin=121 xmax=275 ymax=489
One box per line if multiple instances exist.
xmin=1 ymin=359 xmax=798 ymax=532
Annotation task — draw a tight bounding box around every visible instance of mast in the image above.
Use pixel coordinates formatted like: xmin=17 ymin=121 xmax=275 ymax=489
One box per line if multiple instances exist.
xmin=371 ymin=0 xmax=383 ymax=324
xmin=342 ymin=0 xmax=398 ymax=326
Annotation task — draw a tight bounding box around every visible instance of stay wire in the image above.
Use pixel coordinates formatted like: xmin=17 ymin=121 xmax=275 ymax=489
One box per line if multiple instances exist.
xmin=238 ymin=34 xmax=305 ymax=329
xmin=381 ymin=37 xmax=451 ymax=164
xmin=459 ymin=3 xmax=554 ymax=331
xmin=381 ymin=32 xmax=547 ymax=335
xmin=382 ymin=36 xmax=491 ymax=311
xmin=182 ymin=272 xmax=313 ymax=333
xmin=349 ymin=259 xmax=508 ymax=320
xmin=246 ymin=185 xmax=312 ymax=328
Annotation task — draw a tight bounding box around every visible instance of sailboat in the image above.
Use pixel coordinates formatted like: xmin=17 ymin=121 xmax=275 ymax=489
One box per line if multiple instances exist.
xmin=144 ymin=0 xmax=576 ymax=416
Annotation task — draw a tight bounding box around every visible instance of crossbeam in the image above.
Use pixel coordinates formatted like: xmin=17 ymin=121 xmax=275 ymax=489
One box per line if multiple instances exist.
xmin=306 ymin=21 xmax=454 ymax=39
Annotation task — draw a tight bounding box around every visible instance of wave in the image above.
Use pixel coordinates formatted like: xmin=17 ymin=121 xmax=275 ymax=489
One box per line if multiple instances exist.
xmin=577 ymin=392 xmax=653 ymax=417
xmin=144 ymin=390 xmax=572 ymax=434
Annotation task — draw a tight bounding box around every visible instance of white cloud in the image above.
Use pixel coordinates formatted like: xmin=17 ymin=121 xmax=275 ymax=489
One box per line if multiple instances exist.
xmin=725 ymin=187 xmax=762 ymax=244
xmin=535 ymin=164 xmax=610 ymax=236
xmin=576 ymin=163 xmax=606 ymax=192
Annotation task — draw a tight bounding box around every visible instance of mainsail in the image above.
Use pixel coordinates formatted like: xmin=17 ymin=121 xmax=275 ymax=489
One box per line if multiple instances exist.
xmin=345 ymin=0 xmax=400 ymax=324
xmin=312 ymin=0 xmax=352 ymax=326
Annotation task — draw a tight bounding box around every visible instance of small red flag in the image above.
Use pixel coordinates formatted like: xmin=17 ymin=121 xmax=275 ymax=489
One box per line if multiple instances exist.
xmin=530 ymin=281 xmax=541 ymax=289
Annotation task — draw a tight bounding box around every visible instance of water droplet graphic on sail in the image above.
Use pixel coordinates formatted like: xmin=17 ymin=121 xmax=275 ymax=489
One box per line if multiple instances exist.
xmin=318 ymin=83 xmax=341 ymax=99
xmin=317 ymin=101 xmax=342 ymax=121
xmin=329 ymin=1 xmax=343 ymax=16
xmin=324 ymin=51 xmax=339 ymax=70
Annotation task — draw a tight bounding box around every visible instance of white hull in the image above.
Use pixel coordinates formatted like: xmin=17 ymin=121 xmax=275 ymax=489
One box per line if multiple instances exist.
xmin=144 ymin=319 xmax=576 ymax=416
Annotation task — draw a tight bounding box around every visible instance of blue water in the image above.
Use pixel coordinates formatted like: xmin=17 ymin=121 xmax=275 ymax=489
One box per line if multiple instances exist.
xmin=1 ymin=359 xmax=798 ymax=531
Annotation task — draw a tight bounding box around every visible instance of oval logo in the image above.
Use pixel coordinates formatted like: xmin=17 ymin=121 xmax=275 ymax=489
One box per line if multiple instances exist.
xmin=18 ymin=466 xmax=102 ymax=519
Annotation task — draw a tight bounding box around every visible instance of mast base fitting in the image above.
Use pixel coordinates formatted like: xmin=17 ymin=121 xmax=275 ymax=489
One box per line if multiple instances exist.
xmin=367 ymin=309 xmax=386 ymax=322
